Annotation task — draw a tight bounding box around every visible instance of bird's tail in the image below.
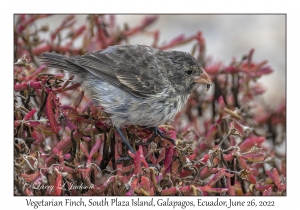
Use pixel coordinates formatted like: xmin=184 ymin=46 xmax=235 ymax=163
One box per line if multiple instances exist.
xmin=40 ymin=53 xmax=80 ymax=72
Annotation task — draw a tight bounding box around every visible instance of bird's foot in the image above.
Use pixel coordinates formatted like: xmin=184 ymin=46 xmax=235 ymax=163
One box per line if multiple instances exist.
xmin=145 ymin=127 xmax=176 ymax=145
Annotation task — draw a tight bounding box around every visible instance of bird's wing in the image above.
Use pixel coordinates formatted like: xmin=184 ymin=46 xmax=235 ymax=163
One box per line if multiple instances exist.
xmin=71 ymin=45 xmax=168 ymax=98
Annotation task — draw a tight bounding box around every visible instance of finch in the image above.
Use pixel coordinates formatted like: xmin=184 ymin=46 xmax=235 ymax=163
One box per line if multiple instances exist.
xmin=41 ymin=44 xmax=212 ymax=153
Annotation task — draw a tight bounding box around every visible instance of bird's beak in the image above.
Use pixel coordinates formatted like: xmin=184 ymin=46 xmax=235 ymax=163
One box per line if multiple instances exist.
xmin=194 ymin=69 xmax=212 ymax=90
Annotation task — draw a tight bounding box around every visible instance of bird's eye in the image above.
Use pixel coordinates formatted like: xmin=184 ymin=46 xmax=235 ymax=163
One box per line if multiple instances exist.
xmin=186 ymin=70 xmax=193 ymax=75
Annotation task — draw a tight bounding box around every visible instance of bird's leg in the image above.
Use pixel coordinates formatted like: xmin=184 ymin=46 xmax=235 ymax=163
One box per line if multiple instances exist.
xmin=144 ymin=127 xmax=176 ymax=145
xmin=115 ymin=127 xmax=135 ymax=154
xmin=115 ymin=127 xmax=135 ymax=163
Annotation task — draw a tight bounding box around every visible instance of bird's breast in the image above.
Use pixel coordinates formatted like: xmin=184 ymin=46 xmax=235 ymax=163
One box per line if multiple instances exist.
xmin=81 ymin=74 xmax=190 ymax=127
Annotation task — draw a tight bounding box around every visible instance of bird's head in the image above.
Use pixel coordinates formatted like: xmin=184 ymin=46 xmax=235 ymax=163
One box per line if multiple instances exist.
xmin=161 ymin=50 xmax=212 ymax=93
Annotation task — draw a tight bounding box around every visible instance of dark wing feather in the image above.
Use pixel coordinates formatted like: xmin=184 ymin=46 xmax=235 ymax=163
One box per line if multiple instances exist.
xmin=69 ymin=53 xmax=126 ymax=90
xmin=73 ymin=45 xmax=167 ymax=98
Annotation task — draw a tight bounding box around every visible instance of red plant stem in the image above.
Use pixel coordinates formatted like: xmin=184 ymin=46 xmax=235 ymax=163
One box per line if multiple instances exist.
xmin=32 ymin=44 xmax=83 ymax=56
xmin=57 ymin=75 xmax=74 ymax=92
xmin=223 ymin=153 xmax=234 ymax=162
xmin=123 ymin=16 xmax=157 ymax=37
xmin=163 ymin=145 xmax=174 ymax=169
xmin=90 ymin=139 xmax=101 ymax=158
xmin=200 ymin=167 xmax=218 ymax=180
xmin=54 ymin=171 xmax=62 ymax=196
xmin=23 ymin=109 xmax=36 ymax=121
xmin=15 ymin=81 xmax=44 ymax=91
xmin=255 ymin=183 xmax=274 ymax=191
xmin=207 ymin=168 xmax=226 ymax=187
xmin=14 ymin=121 xmax=21 ymax=127
xmin=95 ymin=138 xmax=104 ymax=165
xmin=78 ymin=167 xmax=91 ymax=179
xmin=237 ymin=156 xmax=256 ymax=184
xmin=155 ymin=148 xmax=165 ymax=164
xmin=133 ymin=150 xmax=141 ymax=174
xmin=241 ymin=153 xmax=264 ymax=162
xmin=158 ymin=34 xmax=196 ymax=50
xmin=14 ymin=82 xmax=28 ymax=91
xmin=51 ymin=15 xmax=76 ymax=41
xmin=262 ymin=187 xmax=272 ymax=196
xmin=266 ymin=168 xmax=285 ymax=192
xmin=205 ymin=124 xmax=218 ymax=147
xmin=80 ymin=143 xmax=91 ymax=164
xmin=22 ymin=65 xmax=46 ymax=81
xmin=46 ymin=132 xmax=83 ymax=165
xmin=239 ymin=136 xmax=265 ymax=152
xmin=74 ymin=91 xmax=84 ymax=108
xmin=137 ymin=145 xmax=149 ymax=168
xmin=20 ymin=171 xmax=40 ymax=182
xmin=72 ymin=25 xmax=87 ymax=41
xmin=94 ymin=16 xmax=108 ymax=48
xmin=32 ymin=44 xmax=52 ymax=55
xmin=45 ymin=91 xmax=58 ymax=133
xmin=65 ymin=118 xmax=78 ymax=130
xmin=29 ymin=81 xmax=43 ymax=89
xmin=92 ymin=176 xmax=115 ymax=195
